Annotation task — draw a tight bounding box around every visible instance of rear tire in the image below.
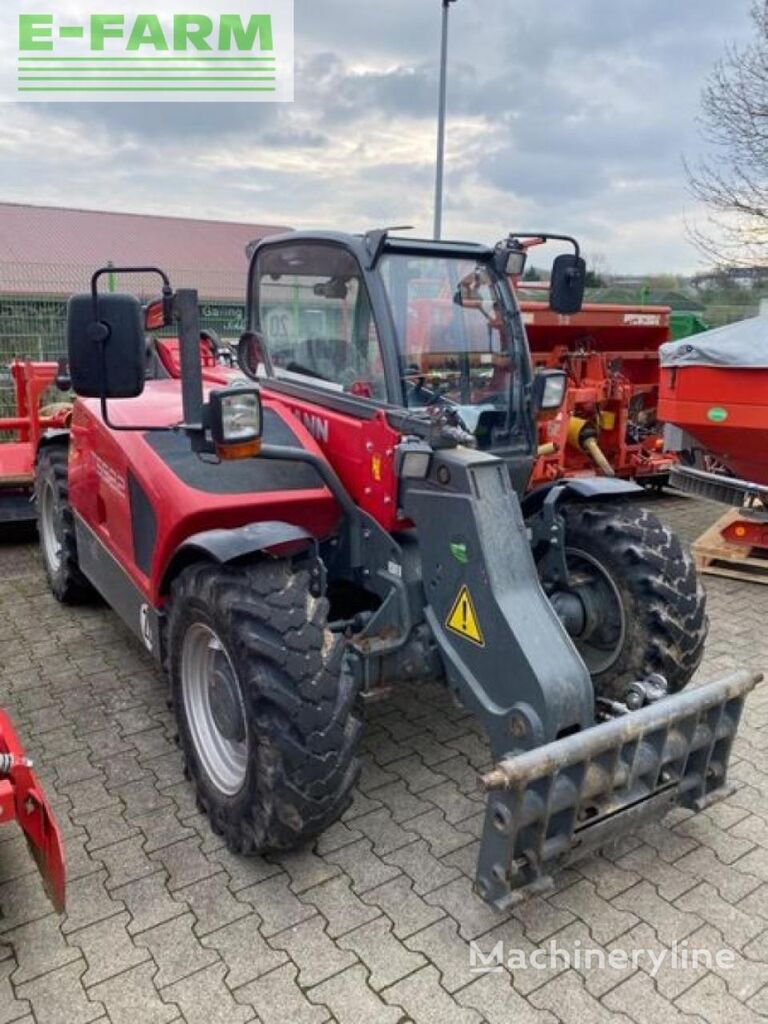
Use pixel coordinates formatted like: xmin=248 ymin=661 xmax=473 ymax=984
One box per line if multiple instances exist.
xmin=35 ymin=445 xmax=95 ymax=604
xmin=558 ymin=502 xmax=708 ymax=698
xmin=167 ymin=559 xmax=362 ymax=853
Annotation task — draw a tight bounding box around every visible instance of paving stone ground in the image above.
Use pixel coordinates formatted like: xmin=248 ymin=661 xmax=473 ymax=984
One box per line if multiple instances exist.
xmin=0 ymin=493 xmax=766 ymax=1024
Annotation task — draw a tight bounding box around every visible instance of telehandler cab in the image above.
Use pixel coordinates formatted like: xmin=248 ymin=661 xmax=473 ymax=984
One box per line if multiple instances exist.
xmin=36 ymin=233 xmax=760 ymax=908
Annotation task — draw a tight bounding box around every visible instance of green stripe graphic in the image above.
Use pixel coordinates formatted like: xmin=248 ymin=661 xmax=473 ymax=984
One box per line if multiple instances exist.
xmin=19 ymin=76 xmax=276 ymax=81
xmin=18 ymin=56 xmax=276 ymax=62
xmin=18 ymin=69 xmax=273 ymax=73
xmin=16 ymin=51 xmax=283 ymax=95
xmin=18 ymin=86 xmax=277 ymax=91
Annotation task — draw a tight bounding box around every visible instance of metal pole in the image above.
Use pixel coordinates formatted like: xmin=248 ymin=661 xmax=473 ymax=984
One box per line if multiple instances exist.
xmin=433 ymin=0 xmax=456 ymax=240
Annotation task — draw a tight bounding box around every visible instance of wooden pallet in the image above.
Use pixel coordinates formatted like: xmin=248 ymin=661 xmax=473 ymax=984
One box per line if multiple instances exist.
xmin=693 ymin=509 xmax=768 ymax=584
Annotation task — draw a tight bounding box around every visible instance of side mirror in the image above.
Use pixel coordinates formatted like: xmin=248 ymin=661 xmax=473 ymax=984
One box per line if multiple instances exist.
xmin=531 ymin=369 xmax=568 ymax=413
xmin=144 ymin=289 xmax=174 ymax=331
xmin=549 ymin=253 xmax=586 ymax=315
xmin=454 ymin=270 xmax=484 ymax=309
xmin=67 ymin=292 xmax=146 ymax=399
xmin=145 ymin=298 xmax=165 ymax=332
xmin=237 ymin=331 xmax=268 ymax=380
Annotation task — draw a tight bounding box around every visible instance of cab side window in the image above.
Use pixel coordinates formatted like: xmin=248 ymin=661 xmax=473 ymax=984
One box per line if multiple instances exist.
xmin=256 ymin=242 xmax=387 ymax=401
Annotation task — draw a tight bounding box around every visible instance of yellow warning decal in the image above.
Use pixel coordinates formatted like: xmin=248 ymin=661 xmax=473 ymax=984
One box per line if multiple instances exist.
xmin=445 ymin=584 xmax=485 ymax=647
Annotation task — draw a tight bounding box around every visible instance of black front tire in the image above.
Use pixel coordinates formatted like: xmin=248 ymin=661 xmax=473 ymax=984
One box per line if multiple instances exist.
xmin=167 ymin=560 xmax=362 ymax=854
xmin=559 ymin=502 xmax=708 ymax=698
xmin=35 ymin=445 xmax=95 ymax=604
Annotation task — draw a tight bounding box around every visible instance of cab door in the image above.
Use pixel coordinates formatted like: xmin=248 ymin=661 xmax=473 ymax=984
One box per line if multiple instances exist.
xmin=252 ymin=239 xmax=402 ymax=530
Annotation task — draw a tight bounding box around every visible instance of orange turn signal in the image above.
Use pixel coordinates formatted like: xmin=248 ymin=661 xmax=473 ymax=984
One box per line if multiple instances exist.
xmin=216 ymin=439 xmax=262 ymax=461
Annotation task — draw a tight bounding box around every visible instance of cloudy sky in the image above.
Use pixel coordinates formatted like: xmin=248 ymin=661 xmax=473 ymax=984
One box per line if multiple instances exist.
xmin=1 ymin=0 xmax=757 ymax=272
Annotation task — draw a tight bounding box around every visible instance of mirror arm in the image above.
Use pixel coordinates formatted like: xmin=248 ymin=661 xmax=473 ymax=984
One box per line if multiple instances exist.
xmin=95 ymin=324 xmax=176 ymax=433
xmin=504 ymin=233 xmax=581 ymax=260
xmin=98 ymin=286 xmax=210 ymax=445
xmin=95 ymin=322 xmax=175 ymax=434
xmin=98 ymin=396 xmax=176 ymax=435
xmin=88 ymin=265 xmax=186 ymax=435
xmin=90 ymin=265 xmax=172 ymax=319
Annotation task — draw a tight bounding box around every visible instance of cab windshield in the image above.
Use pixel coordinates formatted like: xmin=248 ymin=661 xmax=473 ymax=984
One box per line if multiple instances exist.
xmin=379 ymin=254 xmax=515 ymax=434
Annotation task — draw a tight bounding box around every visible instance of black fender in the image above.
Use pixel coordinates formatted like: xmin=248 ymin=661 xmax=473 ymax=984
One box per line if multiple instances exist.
xmin=524 ymin=477 xmax=642 ymax=589
xmin=161 ymin=521 xmax=315 ymax=594
xmin=521 ymin=476 xmax=641 ymax=517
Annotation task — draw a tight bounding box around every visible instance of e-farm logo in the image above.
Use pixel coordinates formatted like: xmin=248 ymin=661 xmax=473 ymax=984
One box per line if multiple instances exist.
xmin=2 ymin=1 xmax=293 ymax=102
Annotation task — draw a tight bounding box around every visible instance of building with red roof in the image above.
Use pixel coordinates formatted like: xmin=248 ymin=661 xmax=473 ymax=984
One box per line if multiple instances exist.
xmin=0 ymin=202 xmax=289 ymax=300
xmin=0 ymin=203 xmax=290 ymax=362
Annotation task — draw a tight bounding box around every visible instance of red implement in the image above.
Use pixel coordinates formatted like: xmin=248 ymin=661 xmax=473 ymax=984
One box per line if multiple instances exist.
xmin=659 ymin=365 xmax=768 ymax=485
xmin=0 ymin=709 xmax=66 ymax=912
xmin=0 ymin=361 xmax=71 ymax=523
xmin=522 ymin=298 xmax=677 ymax=484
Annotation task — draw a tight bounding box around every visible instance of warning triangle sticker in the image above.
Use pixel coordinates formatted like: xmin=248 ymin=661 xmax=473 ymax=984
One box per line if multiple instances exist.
xmin=445 ymin=585 xmax=485 ymax=647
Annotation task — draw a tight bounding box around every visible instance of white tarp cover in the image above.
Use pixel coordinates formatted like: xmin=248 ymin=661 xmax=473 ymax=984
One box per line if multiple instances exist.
xmin=660 ymin=315 xmax=768 ymax=369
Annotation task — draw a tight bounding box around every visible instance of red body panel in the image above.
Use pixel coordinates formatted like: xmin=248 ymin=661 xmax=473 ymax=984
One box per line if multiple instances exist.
xmin=158 ymin=341 xmax=405 ymax=531
xmin=658 ymin=365 xmax=768 ymax=484
xmin=0 ymin=709 xmax=65 ymax=912
xmin=68 ymin=380 xmax=342 ymax=605
xmin=262 ymin=388 xmax=404 ymax=533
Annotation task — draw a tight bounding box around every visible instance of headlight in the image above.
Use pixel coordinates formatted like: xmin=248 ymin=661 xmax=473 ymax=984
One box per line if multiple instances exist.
xmin=222 ymin=392 xmax=261 ymax=441
xmin=210 ymin=385 xmax=263 ymax=459
xmin=535 ymin=370 xmax=568 ymax=411
xmin=505 ymin=249 xmax=527 ymax=277
xmin=394 ymin=440 xmax=432 ymax=479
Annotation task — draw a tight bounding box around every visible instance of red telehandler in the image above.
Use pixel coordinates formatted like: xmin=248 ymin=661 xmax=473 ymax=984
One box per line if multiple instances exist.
xmin=32 ymin=232 xmax=759 ymax=908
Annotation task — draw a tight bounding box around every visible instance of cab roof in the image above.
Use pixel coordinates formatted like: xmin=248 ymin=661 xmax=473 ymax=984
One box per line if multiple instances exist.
xmin=249 ymin=229 xmax=495 ymax=271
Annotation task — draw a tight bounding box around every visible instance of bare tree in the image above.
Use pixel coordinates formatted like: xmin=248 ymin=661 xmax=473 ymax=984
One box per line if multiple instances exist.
xmin=687 ymin=1 xmax=768 ymax=266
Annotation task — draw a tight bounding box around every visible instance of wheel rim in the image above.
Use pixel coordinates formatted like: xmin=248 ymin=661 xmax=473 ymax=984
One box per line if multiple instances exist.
xmin=565 ymin=547 xmax=627 ymax=676
xmin=181 ymin=622 xmax=248 ymax=796
xmin=39 ymin=479 xmax=62 ymax=575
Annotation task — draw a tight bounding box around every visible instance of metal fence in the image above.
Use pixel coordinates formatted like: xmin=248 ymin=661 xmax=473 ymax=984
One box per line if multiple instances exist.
xmin=0 ymin=262 xmax=249 ymax=419
xmin=699 ymin=303 xmax=763 ymax=329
